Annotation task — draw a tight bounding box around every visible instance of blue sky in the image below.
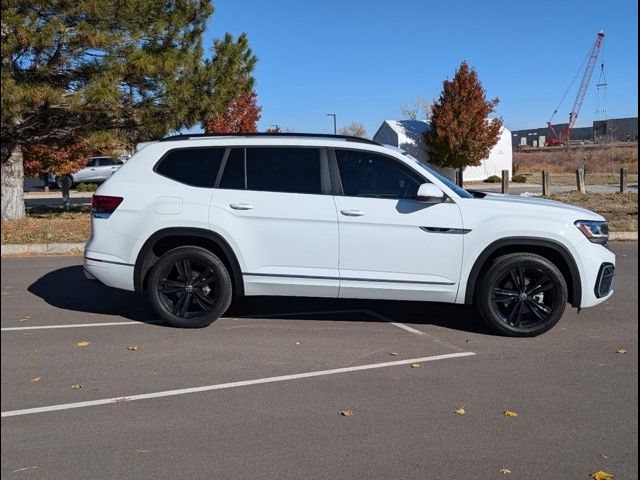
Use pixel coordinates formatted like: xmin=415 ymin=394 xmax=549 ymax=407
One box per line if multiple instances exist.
xmin=198 ymin=0 xmax=638 ymax=136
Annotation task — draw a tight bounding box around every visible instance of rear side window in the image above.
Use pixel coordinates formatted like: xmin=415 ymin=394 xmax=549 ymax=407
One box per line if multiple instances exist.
xmin=97 ymin=157 xmax=115 ymax=166
xmin=155 ymin=148 xmax=225 ymax=187
xmin=246 ymin=148 xmax=321 ymax=194
xmin=219 ymin=148 xmax=245 ymax=190
xmin=335 ymin=149 xmax=424 ymax=199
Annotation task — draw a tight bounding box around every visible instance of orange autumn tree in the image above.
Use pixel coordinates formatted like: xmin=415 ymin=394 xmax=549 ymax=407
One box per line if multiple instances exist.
xmin=425 ymin=61 xmax=503 ymax=174
xmin=23 ymin=141 xmax=93 ymax=178
xmin=203 ymin=91 xmax=261 ymax=133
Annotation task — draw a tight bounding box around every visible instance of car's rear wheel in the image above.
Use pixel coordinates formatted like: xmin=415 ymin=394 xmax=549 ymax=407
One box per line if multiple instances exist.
xmin=476 ymin=253 xmax=568 ymax=337
xmin=147 ymin=246 xmax=232 ymax=328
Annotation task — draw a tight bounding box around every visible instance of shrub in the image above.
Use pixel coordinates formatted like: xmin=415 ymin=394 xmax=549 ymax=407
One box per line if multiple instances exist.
xmin=512 ymin=174 xmax=527 ymax=183
xmin=484 ymin=175 xmax=501 ymax=183
xmin=77 ymin=183 xmax=99 ymax=192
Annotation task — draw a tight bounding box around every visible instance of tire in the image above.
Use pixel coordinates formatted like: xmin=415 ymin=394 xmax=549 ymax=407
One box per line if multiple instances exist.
xmin=476 ymin=253 xmax=568 ymax=337
xmin=147 ymin=246 xmax=232 ymax=328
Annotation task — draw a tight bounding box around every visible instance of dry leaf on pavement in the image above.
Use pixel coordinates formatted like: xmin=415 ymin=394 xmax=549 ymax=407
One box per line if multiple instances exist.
xmin=454 ymin=408 xmax=466 ymax=415
xmin=115 ymin=397 xmax=129 ymax=403
xmin=410 ymin=363 xmax=421 ymax=368
xmin=294 ymin=341 xmax=301 ymax=346
xmin=30 ymin=376 xmax=41 ymax=383
xmin=615 ymin=349 xmax=627 ymax=355
xmin=127 ymin=345 xmax=140 ymax=351
xmin=75 ymin=341 xmax=92 ymax=347
xmin=388 ymin=352 xmax=398 ymax=356
xmin=339 ymin=409 xmax=353 ymax=417
xmin=10 ymin=466 xmax=38 ymax=474
xmin=71 ymin=384 xmax=82 ymax=390
xmin=591 ymin=471 xmax=614 ymax=480
xmin=503 ymin=410 xmax=519 ymax=417
xmin=18 ymin=316 xmax=30 ymax=322
xmin=499 ymin=467 xmax=512 ymax=475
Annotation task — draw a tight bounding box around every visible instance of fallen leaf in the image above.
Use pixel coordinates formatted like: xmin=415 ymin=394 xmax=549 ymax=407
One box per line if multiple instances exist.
xmin=71 ymin=384 xmax=82 ymax=390
xmin=339 ymin=409 xmax=353 ymax=417
xmin=503 ymin=410 xmax=519 ymax=417
xmin=294 ymin=341 xmax=301 ymax=346
xmin=18 ymin=316 xmax=30 ymax=322
xmin=115 ymin=397 xmax=129 ymax=403
xmin=499 ymin=467 xmax=512 ymax=475
xmin=30 ymin=376 xmax=41 ymax=383
xmin=615 ymin=349 xmax=627 ymax=355
xmin=600 ymin=454 xmax=609 ymax=459
xmin=410 ymin=363 xmax=421 ymax=368
xmin=75 ymin=341 xmax=92 ymax=347
xmin=10 ymin=466 xmax=38 ymax=474
xmin=127 ymin=345 xmax=140 ymax=351
xmin=388 ymin=352 xmax=398 ymax=356
xmin=591 ymin=471 xmax=614 ymax=480
xmin=454 ymin=408 xmax=466 ymax=415
xmin=135 ymin=449 xmax=149 ymax=454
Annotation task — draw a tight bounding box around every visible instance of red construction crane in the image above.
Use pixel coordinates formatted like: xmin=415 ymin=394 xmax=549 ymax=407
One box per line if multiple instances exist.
xmin=545 ymin=31 xmax=605 ymax=146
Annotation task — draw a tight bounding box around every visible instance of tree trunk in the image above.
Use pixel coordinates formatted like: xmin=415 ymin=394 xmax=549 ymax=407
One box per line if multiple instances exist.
xmin=1 ymin=143 xmax=26 ymax=221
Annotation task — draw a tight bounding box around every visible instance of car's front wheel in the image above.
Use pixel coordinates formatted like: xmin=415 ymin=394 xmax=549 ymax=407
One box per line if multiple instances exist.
xmin=476 ymin=253 xmax=568 ymax=337
xmin=147 ymin=246 xmax=232 ymax=328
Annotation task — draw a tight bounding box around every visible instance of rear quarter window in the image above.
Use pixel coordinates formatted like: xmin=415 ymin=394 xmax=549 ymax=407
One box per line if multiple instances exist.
xmin=155 ymin=148 xmax=225 ymax=187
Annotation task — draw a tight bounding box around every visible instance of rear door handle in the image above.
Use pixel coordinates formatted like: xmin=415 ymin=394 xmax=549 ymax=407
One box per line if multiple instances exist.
xmin=340 ymin=209 xmax=365 ymax=217
xmin=230 ymin=203 xmax=254 ymax=210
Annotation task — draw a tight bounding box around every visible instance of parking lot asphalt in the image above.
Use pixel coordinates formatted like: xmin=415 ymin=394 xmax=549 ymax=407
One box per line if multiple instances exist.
xmin=1 ymin=243 xmax=638 ymax=480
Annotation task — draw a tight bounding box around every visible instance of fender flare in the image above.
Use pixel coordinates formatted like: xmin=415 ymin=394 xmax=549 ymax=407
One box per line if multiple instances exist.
xmin=463 ymin=237 xmax=582 ymax=308
xmin=133 ymin=227 xmax=244 ymax=298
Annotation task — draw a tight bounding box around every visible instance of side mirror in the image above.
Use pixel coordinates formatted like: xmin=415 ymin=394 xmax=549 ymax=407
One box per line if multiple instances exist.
xmin=416 ymin=183 xmax=445 ymax=203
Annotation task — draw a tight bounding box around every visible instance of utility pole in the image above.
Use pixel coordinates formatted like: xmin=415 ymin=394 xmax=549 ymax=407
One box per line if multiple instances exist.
xmin=326 ymin=113 xmax=337 ymax=134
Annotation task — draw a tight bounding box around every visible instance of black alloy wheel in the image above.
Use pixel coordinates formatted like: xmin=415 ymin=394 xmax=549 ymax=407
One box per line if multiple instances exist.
xmin=147 ymin=246 xmax=232 ymax=328
xmin=477 ymin=253 xmax=568 ymax=337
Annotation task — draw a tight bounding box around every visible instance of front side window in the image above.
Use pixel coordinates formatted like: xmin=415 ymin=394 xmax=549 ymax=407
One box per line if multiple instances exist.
xmin=335 ymin=150 xmax=423 ymax=199
xmin=155 ymin=148 xmax=225 ymax=187
xmin=246 ymin=148 xmax=321 ymax=194
xmin=98 ymin=157 xmax=115 ymax=166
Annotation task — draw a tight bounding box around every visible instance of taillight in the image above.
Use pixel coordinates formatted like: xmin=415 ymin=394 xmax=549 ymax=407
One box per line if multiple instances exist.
xmin=92 ymin=195 xmax=123 ymax=218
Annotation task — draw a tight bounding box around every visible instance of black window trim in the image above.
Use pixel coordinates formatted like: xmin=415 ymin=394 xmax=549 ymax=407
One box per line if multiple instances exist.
xmin=153 ymin=146 xmax=227 ymax=189
xmin=329 ymin=147 xmax=429 ymax=199
xmin=214 ymin=146 xmax=331 ymax=196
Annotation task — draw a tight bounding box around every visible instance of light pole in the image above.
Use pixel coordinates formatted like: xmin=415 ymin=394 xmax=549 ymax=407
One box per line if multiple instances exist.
xmin=326 ymin=113 xmax=337 ymax=135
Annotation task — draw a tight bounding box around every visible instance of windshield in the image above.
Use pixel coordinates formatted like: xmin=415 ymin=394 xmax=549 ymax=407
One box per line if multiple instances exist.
xmin=402 ymin=153 xmax=473 ymax=199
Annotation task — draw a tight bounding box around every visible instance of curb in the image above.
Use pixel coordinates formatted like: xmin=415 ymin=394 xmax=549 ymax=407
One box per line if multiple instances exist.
xmin=2 ymin=233 xmax=637 ymax=257
xmin=610 ymin=232 xmax=638 ymax=241
xmin=1 ymin=242 xmax=85 ymax=256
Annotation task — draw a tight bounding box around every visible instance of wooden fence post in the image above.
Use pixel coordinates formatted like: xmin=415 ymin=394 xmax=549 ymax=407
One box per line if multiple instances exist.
xmin=620 ymin=168 xmax=628 ymax=193
xmin=576 ymin=168 xmax=586 ymax=194
xmin=501 ymin=170 xmax=509 ymax=194
xmin=542 ymin=170 xmax=550 ymax=196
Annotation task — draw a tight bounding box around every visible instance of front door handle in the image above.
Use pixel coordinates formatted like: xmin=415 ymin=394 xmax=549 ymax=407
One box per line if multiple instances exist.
xmin=340 ymin=209 xmax=365 ymax=217
xmin=230 ymin=203 xmax=254 ymax=211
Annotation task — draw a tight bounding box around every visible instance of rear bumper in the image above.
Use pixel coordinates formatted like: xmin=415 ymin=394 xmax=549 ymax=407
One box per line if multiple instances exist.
xmin=83 ymin=250 xmax=135 ymax=291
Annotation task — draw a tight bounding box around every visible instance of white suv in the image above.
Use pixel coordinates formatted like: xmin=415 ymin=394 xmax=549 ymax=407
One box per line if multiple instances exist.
xmin=84 ymin=133 xmax=615 ymax=336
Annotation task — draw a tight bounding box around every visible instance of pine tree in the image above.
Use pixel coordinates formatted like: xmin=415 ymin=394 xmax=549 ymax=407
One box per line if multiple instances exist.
xmin=424 ymin=61 xmax=503 ymax=174
xmin=201 ymin=33 xmax=258 ymax=131
xmin=1 ymin=0 xmax=213 ymax=220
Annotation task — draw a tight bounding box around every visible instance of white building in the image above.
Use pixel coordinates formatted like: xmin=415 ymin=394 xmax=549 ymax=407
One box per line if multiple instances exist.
xmin=372 ymin=120 xmax=512 ymax=182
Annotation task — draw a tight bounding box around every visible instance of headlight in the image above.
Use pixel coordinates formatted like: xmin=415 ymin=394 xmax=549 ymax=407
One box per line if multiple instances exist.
xmin=575 ymin=220 xmax=609 ymax=244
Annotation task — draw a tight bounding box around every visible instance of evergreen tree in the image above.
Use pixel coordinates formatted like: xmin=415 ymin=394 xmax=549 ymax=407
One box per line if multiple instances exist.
xmin=424 ymin=61 xmax=503 ymax=175
xmin=201 ymin=33 xmax=258 ymax=130
xmin=1 ymin=0 xmax=213 ymax=220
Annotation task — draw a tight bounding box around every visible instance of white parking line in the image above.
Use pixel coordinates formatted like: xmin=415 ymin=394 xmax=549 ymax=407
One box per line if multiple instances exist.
xmin=247 ymin=309 xmax=425 ymax=336
xmin=1 ymin=352 xmax=475 ymax=417
xmin=1 ymin=321 xmax=153 ymax=331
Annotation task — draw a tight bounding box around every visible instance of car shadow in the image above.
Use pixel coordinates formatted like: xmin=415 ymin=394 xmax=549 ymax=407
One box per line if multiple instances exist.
xmin=28 ymin=265 xmax=491 ymax=335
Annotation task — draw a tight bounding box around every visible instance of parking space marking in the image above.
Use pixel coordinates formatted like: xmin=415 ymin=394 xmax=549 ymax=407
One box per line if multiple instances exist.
xmin=246 ymin=309 xmax=426 ymax=336
xmin=1 ymin=352 xmax=475 ymax=418
xmin=1 ymin=321 xmax=155 ymax=331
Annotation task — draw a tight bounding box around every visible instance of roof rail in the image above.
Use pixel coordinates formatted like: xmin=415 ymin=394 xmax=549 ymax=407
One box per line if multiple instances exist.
xmin=158 ymin=132 xmax=380 ymax=146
